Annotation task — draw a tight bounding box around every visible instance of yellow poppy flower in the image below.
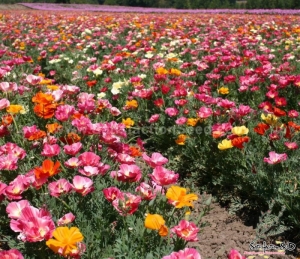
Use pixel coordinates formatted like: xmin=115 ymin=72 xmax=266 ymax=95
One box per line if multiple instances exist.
xmin=218 ymin=87 xmax=229 ymax=95
xmin=166 ymin=185 xmax=198 ymax=208
xmin=231 ymin=126 xmax=249 ymax=136
xmin=218 ymin=139 xmax=233 ymax=150
xmin=125 ymin=100 xmax=138 ymax=109
xmin=261 ymin=113 xmax=278 ymax=126
xmin=46 ymin=227 xmax=83 ymax=257
xmin=122 ymin=118 xmax=135 ymax=128
xmin=6 ymin=105 xmax=26 ymax=114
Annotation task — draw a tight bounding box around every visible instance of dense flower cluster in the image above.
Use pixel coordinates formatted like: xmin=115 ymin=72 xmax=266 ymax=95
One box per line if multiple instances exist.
xmin=0 ymin=8 xmax=299 ymax=259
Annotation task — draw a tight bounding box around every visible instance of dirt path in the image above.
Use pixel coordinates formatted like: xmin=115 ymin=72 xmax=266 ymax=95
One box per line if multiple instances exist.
xmin=0 ymin=4 xmax=30 ymax=10
xmin=191 ymin=197 xmax=298 ymax=259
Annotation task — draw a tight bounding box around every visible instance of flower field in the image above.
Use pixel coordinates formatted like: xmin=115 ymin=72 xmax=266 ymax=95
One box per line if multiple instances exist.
xmin=0 ymin=8 xmax=300 ymax=259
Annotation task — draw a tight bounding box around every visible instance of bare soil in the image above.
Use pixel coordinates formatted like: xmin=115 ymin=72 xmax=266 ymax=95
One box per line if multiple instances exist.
xmin=190 ymin=196 xmax=299 ymax=259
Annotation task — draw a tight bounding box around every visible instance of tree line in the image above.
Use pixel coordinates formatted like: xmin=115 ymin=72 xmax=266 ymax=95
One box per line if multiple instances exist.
xmin=4 ymin=0 xmax=300 ymax=9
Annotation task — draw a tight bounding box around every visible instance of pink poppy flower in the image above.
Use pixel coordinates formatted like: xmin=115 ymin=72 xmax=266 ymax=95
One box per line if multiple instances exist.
xmin=116 ymin=153 xmax=135 ymax=164
xmin=112 ymin=192 xmax=141 ymax=216
xmin=0 ymin=142 xmax=26 ymax=160
xmin=171 ymin=220 xmax=199 ymax=241
xmin=288 ymin=110 xmax=299 ymax=118
xmin=217 ymin=99 xmax=236 ymax=109
xmin=149 ymin=166 xmax=179 ymax=186
xmin=197 ymin=106 xmax=213 ymax=119
xmin=64 ymin=157 xmax=82 ymax=168
xmin=0 ymin=98 xmax=10 ymax=109
xmin=41 ymin=144 xmax=60 ymax=157
xmin=142 ymin=152 xmax=168 ymax=168
xmin=77 ymin=92 xmax=95 ymax=113
xmin=228 ymin=249 xmax=246 ymax=259
xmin=63 ymin=142 xmax=82 ymax=156
xmin=26 ymin=74 xmax=42 ymax=85
xmin=135 ymin=182 xmax=157 ymax=201
xmin=10 ymin=206 xmax=55 ymax=242
xmin=149 ymin=114 xmax=160 ymax=123
xmin=162 ymin=248 xmax=201 ymax=259
xmin=78 ymin=152 xmax=100 ymax=166
xmin=4 ymin=175 xmax=31 ymax=200
xmin=175 ymin=117 xmax=187 ymax=125
xmin=55 ymin=104 xmax=75 ymax=121
xmin=103 ymin=187 xmax=121 ymax=203
xmin=164 ymin=107 xmax=179 ymax=117
xmin=0 ymin=154 xmax=18 ymax=170
xmin=0 ymin=249 xmax=24 ymax=259
xmin=48 ymin=179 xmax=72 ymax=197
xmin=284 ymin=142 xmax=298 ymax=150
xmin=57 ymin=212 xmax=75 ymax=226
xmin=72 ymin=176 xmax=94 ymax=196
xmin=6 ymin=200 xmax=31 ymax=219
xmin=110 ymin=164 xmax=141 ymax=183
xmin=78 ymin=166 xmax=100 ymax=177
xmin=264 ymin=151 xmax=288 ymax=164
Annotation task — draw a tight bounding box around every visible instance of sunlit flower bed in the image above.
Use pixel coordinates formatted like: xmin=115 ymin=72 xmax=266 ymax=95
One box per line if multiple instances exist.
xmin=0 ymin=9 xmax=300 ymax=259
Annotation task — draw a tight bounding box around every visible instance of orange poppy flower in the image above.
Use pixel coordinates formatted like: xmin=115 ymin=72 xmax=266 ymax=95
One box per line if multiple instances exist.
xmin=60 ymin=132 xmax=81 ymax=145
xmin=125 ymin=100 xmax=138 ymax=109
xmin=175 ymin=134 xmax=188 ymax=145
xmin=27 ymin=130 xmax=47 ymax=141
xmin=46 ymin=227 xmax=84 ymax=257
xmin=144 ymin=214 xmax=168 ymax=237
xmin=186 ymin=118 xmax=198 ymax=127
xmin=34 ymin=159 xmax=61 ymax=179
xmin=156 ymin=67 xmax=168 ymax=75
xmin=129 ymin=146 xmax=142 ymax=157
xmin=46 ymin=123 xmax=62 ymax=134
xmin=231 ymin=136 xmax=250 ymax=149
xmin=32 ymin=92 xmax=54 ymax=104
xmin=34 ymin=103 xmax=57 ymax=119
xmin=2 ymin=114 xmax=13 ymax=126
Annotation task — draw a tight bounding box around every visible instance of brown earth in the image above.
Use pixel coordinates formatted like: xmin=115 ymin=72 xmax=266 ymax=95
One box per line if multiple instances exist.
xmin=190 ymin=195 xmax=299 ymax=259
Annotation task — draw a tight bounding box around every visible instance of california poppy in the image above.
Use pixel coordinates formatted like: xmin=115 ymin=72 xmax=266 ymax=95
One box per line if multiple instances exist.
xmin=273 ymin=107 xmax=286 ymax=117
xmin=34 ymin=103 xmax=57 ymax=119
xmin=166 ymin=186 xmax=198 ymax=208
xmin=231 ymin=136 xmax=250 ymax=149
xmin=34 ymin=159 xmax=61 ymax=179
xmin=60 ymin=132 xmax=81 ymax=145
xmin=46 ymin=123 xmax=62 ymax=134
xmin=46 ymin=227 xmax=84 ymax=257
xmin=144 ymin=214 xmax=168 ymax=237
xmin=86 ymin=80 xmax=97 ymax=88
xmin=254 ymin=123 xmax=270 ymax=135
xmin=175 ymin=134 xmax=188 ymax=145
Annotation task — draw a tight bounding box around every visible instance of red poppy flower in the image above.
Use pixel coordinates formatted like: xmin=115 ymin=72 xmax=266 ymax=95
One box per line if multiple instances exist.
xmin=273 ymin=107 xmax=286 ymax=117
xmin=231 ymin=136 xmax=250 ymax=149
xmin=254 ymin=123 xmax=270 ymax=135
